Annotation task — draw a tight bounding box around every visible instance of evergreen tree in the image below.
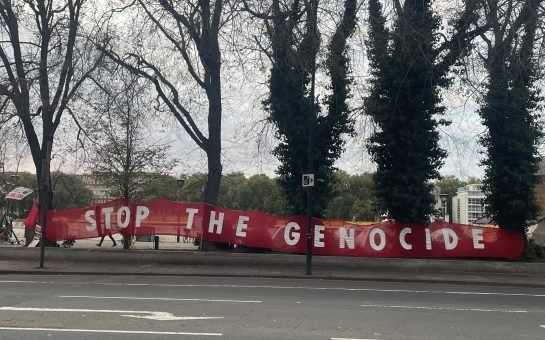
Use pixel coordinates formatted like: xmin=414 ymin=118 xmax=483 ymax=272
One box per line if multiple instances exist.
xmin=365 ymin=0 xmax=482 ymax=223
xmin=263 ymin=0 xmax=358 ymax=216
xmin=479 ymin=0 xmax=544 ymax=235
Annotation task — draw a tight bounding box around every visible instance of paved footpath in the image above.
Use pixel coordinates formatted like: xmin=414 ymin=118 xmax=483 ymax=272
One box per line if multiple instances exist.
xmin=2 ymin=224 xmax=545 ymax=288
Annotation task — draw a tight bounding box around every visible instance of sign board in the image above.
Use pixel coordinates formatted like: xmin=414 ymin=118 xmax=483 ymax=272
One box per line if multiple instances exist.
xmin=302 ymin=174 xmax=314 ymax=187
xmin=5 ymin=186 xmax=34 ymax=200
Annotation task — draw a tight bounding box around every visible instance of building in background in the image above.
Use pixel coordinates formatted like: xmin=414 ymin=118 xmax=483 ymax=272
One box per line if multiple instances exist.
xmin=534 ymin=158 xmax=545 ymax=217
xmin=451 ymin=184 xmax=487 ymax=225
xmin=77 ymin=173 xmax=112 ymax=204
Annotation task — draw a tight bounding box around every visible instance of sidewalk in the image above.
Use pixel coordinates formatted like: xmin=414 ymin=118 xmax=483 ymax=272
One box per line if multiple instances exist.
xmin=7 ymin=223 xmax=199 ymax=250
xmin=3 ymin=224 xmax=545 ymax=288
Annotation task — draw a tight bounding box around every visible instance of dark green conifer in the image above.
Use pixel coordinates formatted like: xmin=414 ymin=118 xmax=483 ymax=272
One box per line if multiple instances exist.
xmin=480 ymin=0 xmax=543 ymax=234
xmin=265 ymin=0 xmax=358 ymax=215
xmin=365 ymin=0 xmax=480 ymax=223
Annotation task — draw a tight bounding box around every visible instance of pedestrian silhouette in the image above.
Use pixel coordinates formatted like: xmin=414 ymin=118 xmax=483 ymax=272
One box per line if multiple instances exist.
xmin=97 ymin=234 xmax=117 ymax=247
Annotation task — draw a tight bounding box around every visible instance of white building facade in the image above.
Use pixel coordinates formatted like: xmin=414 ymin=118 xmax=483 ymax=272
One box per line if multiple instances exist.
xmin=77 ymin=174 xmax=112 ymax=204
xmin=452 ymin=184 xmax=487 ymax=225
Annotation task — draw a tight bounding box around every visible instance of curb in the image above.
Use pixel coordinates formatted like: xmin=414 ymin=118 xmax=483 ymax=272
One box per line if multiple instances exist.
xmin=0 ymin=265 xmax=545 ymax=289
xmin=1 ymin=267 xmax=545 ymax=289
xmin=2 ymin=247 xmax=545 ymax=275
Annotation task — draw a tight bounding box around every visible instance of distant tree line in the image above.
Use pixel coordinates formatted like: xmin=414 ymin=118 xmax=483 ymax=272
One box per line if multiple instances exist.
xmin=138 ymin=171 xmax=383 ymax=222
xmin=0 ymin=171 xmax=92 ymax=217
xmin=0 ymin=169 xmax=488 ymax=225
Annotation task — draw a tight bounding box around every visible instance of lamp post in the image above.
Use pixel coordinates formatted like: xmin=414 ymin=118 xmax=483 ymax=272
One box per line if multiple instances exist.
xmin=51 ymin=174 xmax=74 ymax=209
xmin=176 ymin=175 xmax=186 ymax=243
xmin=439 ymin=194 xmax=449 ymax=222
xmin=177 ymin=176 xmax=186 ymax=196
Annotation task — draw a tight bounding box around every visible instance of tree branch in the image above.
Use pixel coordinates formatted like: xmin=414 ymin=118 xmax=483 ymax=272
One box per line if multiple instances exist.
xmin=138 ymin=1 xmax=207 ymax=89
xmin=97 ymin=45 xmax=208 ymax=148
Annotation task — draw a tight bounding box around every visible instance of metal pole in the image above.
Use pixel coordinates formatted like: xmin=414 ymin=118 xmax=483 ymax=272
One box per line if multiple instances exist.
xmin=39 ymin=140 xmax=52 ymax=269
xmin=306 ymin=187 xmax=312 ymax=275
xmin=305 ymin=0 xmax=318 ymax=276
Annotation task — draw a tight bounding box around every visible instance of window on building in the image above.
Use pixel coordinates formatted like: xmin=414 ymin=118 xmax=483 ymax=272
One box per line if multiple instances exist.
xmin=457 ymin=199 xmax=460 ymax=222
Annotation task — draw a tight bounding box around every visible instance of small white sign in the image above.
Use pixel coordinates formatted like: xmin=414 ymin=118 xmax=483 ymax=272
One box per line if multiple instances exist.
xmin=5 ymin=186 xmax=34 ymax=200
xmin=302 ymin=174 xmax=314 ymax=187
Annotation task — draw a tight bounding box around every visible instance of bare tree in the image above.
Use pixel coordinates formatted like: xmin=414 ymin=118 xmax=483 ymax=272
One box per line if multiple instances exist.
xmin=89 ymin=66 xmax=177 ymax=248
xmin=0 ymin=1 xmax=104 ymax=224
xmin=98 ymin=0 xmax=231 ymax=205
xmin=90 ymin=67 xmax=177 ymax=201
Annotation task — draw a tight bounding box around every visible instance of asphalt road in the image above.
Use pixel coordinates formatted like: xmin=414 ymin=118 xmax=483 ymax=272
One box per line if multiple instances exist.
xmin=0 ymin=274 xmax=543 ymax=340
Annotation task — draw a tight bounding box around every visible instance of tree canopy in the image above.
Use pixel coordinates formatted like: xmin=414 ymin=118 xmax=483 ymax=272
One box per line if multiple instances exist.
xmin=366 ymin=0 xmax=484 ymax=223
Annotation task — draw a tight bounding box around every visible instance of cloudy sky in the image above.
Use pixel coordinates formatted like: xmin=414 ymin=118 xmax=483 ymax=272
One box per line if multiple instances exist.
xmin=7 ymin=0 xmax=488 ymax=182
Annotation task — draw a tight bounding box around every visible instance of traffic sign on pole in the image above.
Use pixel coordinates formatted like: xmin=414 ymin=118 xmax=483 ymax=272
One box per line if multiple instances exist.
xmin=302 ymin=174 xmax=314 ymax=187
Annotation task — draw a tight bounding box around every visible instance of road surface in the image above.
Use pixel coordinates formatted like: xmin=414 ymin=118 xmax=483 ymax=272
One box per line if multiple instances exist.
xmin=0 ymin=274 xmax=543 ymax=339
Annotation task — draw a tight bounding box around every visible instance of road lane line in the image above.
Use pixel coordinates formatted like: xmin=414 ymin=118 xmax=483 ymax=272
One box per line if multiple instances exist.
xmin=2 ymin=280 xmax=545 ymax=298
xmin=59 ymin=295 xmax=262 ymax=303
xmin=0 ymin=307 xmax=223 ymax=321
xmin=0 ymin=327 xmax=222 ymax=336
xmin=0 ymin=280 xmax=124 ymax=286
xmin=360 ymin=304 xmax=527 ymax=313
xmin=540 ymin=325 xmax=545 ymax=329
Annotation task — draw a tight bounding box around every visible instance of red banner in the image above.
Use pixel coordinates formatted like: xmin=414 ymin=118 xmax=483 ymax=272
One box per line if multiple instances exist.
xmin=45 ymin=198 xmax=524 ymax=258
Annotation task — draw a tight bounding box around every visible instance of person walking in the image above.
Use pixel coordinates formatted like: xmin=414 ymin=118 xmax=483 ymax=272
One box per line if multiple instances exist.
xmin=97 ymin=234 xmax=117 ymax=247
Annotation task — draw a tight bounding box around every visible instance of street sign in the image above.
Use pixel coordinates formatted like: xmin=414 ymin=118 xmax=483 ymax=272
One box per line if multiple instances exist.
xmin=302 ymin=174 xmax=314 ymax=187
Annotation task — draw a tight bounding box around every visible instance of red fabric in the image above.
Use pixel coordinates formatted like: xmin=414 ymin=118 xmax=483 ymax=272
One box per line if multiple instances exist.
xmin=45 ymin=198 xmax=524 ymax=259
xmin=23 ymin=199 xmax=39 ymax=230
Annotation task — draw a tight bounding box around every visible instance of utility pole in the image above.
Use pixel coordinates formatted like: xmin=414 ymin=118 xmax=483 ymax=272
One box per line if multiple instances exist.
xmin=39 ymin=140 xmax=53 ymax=269
xmin=306 ymin=0 xmax=319 ymax=276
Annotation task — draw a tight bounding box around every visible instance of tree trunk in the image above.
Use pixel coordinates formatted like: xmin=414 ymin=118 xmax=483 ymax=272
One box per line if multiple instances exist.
xmin=36 ymin=138 xmax=57 ymax=247
xmin=202 ymin=67 xmax=225 ymax=250
xmin=203 ymin=60 xmax=222 ymax=206
xmin=204 ymin=143 xmax=222 ymax=205
xmin=204 ymin=87 xmax=223 ymax=204
xmin=122 ymin=193 xmax=131 ymax=249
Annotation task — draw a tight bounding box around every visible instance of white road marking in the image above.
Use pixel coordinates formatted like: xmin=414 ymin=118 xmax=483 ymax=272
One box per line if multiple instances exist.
xmin=0 ymin=327 xmax=222 ymax=336
xmin=59 ymin=295 xmax=262 ymax=303
xmin=0 ymin=306 xmax=223 ymax=321
xmin=2 ymin=280 xmax=545 ymax=298
xmin=540 ymin=325 xmax=545 ymax=329
xmin=360 ymin=304 xmax=527 ymax=313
